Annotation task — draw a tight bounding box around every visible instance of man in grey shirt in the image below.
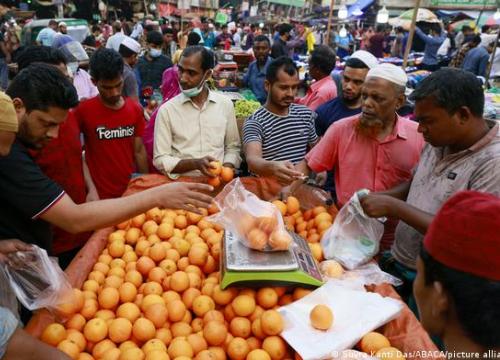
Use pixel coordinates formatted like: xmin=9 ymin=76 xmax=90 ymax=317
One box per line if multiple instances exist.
xmin=359 ymin=68 xmax=500 ymax=303
xmin=119 ymin=37 xmax=141 ymax=102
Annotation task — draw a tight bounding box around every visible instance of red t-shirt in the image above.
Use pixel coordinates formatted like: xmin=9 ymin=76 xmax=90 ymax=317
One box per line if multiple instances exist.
xmin=75 ymin=97 xmax=145 ymax=199
xmin=30 ymin=111 xmax=90 ymax=254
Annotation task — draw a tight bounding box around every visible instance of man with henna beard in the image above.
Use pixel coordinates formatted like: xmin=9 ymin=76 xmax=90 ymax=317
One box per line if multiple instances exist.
xmin=293 ymin=63 xmax=424 ymax=251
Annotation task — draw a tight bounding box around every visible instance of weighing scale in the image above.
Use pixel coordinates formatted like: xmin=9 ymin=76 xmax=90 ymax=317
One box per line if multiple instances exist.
xmin=220 ymin=231 xmax=324 ymax=289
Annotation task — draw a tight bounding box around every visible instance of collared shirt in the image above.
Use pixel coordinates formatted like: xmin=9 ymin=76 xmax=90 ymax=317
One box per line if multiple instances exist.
xmin=271 ymin=38 xmax=288 ymax=59
xmin=305 ymin=114 xmax=424 ymax=250
xmin=462 ymin=46 xmax=490 ymax=77
xmin=137 ymin=55 xmax=173 ymax=91
xmin=153 ymin=90 xmax=241 ymax=177
xmin=243 ymin=57 xmax=273 ymax=104
xmin=306 ymin=114 xmax=424 ymax=207
xmin=296 ymin=75 xmax=337 ymax=111
xmin=392 ymin=121 xmax=500 ymax=269
xmin=122 ymin=62 xmax=139 ymax=98
xmin=73 ymin=69 xmax=98 ymax=101
xmin=414 ymin=28 xmax=446 ymax=66
xmin=449 ymin=43 xmax=473 ymax=68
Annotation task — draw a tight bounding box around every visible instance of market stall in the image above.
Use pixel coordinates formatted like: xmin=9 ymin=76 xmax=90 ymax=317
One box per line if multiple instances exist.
xmin=25 ymin=175 xmax=439 ymax=360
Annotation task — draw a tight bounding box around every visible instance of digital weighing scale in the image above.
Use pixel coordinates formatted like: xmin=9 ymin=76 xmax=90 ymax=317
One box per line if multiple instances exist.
xmin=220 ymin=231 xmax=324 ymax=289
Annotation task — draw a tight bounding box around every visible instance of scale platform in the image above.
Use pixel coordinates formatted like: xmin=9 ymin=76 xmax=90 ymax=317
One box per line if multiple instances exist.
xmin=220 ymin=231 xmax=323 ymax=289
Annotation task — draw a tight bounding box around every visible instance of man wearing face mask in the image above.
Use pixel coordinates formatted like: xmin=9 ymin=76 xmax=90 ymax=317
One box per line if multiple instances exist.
xmin=136 ymin=31 xmax=172 ymax=96
xmin=153 ymin=46 xmax=241 ymax=178
xmin=119 ymin=37 xmax=141 ymax=102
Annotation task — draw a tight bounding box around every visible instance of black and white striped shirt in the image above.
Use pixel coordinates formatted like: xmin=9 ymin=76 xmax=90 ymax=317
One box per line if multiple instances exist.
xmin=243 ymin=104 xmax=318 ymax=164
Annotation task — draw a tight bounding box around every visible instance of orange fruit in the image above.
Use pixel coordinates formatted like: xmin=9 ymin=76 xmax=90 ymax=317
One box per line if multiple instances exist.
xmin=182 ymin=288 xmax=201 ymax=309
xmin=278 ymin=294 xmax=293 ymax=306
xmin=171 ymin=322 xmax=193 ymax=338
xmin=268 ymin=231 xmax=292 ymax=251
xmin=149 ymin=243 xmax=167 ymax=262
xmin=95 ymin=309 xmax=116 ymax=322
xmin=120 ymin=347 xmax=145 ymax=360
xmin=101 ymin=348 xmax=121 ymax=360
xmin=159 ymin=258 xmax=177 ymax=275
xmin=83 ymin=279 xmax=100 ymax=293
xmin=375 ymin=347 xmax=406 ymax=360
xmin=170 ymin=271 xmax=190 ymax=293
xmin=187 ymin=333 xmax=208 ymax=355
xmin=232 ymin=295 xmax=256 ymax=317
xmin=41 ymin=322 xmax=66 ymax=346
xmin=155 ymin=328 xmax=172 ymax=346
xmin=148 ymin=267 xmax=167 ymax=283
xmin=249 ymin=306 xmax=264 ymax=322
xmin=308 ymin=243 xmax=324 ymax=262
xmin=116 ymin=302 xmax=141 ymax=323
xmin=57 ymin=339 xmax=80 ymax=359
xmin=208 ymin=161 xmax=222 ymax=176
xmin=88 ymin=271 xmax=105 ymax=285
xmin=195 ymin=349 xmax=218 ymax=360
xmin=187 ymin=211 xmax=203 ymax=225
xmin=137 ymin=256 xmax=156 ymax=276
xmin=286 ymin=196 xmax=300 ymax=215
xmin=247 ymin=349 xmax=271 ymax=360
xmin=146 ymin=207 xmax=163 ymax=223
xmin=84 ymin=318 xmax=108 ymax=343
xmin=174 ymin=215 xmax=188 ymax=229
xmin=271 ymin=200 xmax=287 ymax=217
xmin=157 ymin=222 xmax=174 ymax=240
xmin=125 ymin=270 xmax=143 ymax=288
xmin=246 ymin=228 xmax=268 ymax=251
xmin=203 ymin=320 xmax=227 ymax=346
xmin=167 ymin=299 xmax=187 ymax=322
xmin=77 ymin=352 xmax=94 ymax=360
xmin=211 ymin=285 xmax=237 ymax=306
xmin=188 ymin=246 xmax=208 ymax=267
xmin=246 ymin=337 xmax=261 ymax=352
xmin=192 ymin=295 xmax=216 ymax=317
xmin=262 ymin=336 xmax=287 ymax=360
xmin=125 ymin=228 xmax=141 ymax=245
xmin=135 ymin=240 xmax=151 ymax=256
xmin=312 ymin=206 xmax=327 ymax=216
xmin=67 ymin=313 xmax=86 ymax=331
xmin=108 ymin=241 xmax=126 ymax=258
xmin=229 ymin=317 xmax=251 ymax=338
xmin=104 ymin=275 xmax=124 ymax=289
xmin=260 ymin=310 xmax=284 ymax=336
xmin=310 ymin=304 xmax=334 ymax=330
xmin=220 ymin=166 xmax=234 ymax=182
xmin=145 ymin=303 xmax=168 ymax=328
xmin=80 ymin=298 xmax=99 ymax=319
xmin=207 ymin=176 xmax=221 ymax=187
xmin=119 ymin=282 xmax=138 ymax=303
xmin=108 ymin=266 xmax=126 ymax=278
xmin=256 ymin=288 xmax=278 ymax=309
xmin=251 ymin=318 xmax=265 ymax=340
xmin=144 ymin=350 xmax=169 ymax=360
xmin=256 ymin=216 xmax=278 ymax=234
xmin=143 ymin=281 xmax=163 ymax=296
xmin=108 ymin=317 xmax=133 ymax=343
xmin=203 ymin=310 xmax=225 ymax=325
xmin=133 ymin=318 xmax=156 ymax=342
xmin=92 ymin=339 xmax=116 ymax=359
xmin=226 ymin=337 xmax=249 ymax=360
xmin=66 ymin=329 xmax=87 ymax=352
xmin=142 ymin=338 xmax=167 ymax=354
xmin=141 ymin=294 xmax=165 ymax=312
xmin=360 ymin=332 xmax=391 ymax=355
xmin=98 ymin=287 xmax=120 ymax=310
xmin=292 ymin=288 xmax=312 ymax=301
xmin=168 ymin=338 xmax=194 ymax=359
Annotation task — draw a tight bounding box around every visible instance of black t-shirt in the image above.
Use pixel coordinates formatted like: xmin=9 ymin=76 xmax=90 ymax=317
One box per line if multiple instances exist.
xmin=0 ymin=140 xmax=65 ymax=253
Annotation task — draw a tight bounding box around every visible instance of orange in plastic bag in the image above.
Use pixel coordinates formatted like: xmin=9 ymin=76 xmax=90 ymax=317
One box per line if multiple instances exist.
xmin=207 ymin=178 xmax=292 ymax=251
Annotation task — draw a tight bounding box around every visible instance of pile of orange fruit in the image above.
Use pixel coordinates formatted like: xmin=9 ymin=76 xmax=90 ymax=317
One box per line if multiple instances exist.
xmin=206 ymin=161 xmax=234 ymax=188
xmin=271 ymin=197 xmax=338 ymax=264
xmin=40 ymin=198 xmax=405 ymax=360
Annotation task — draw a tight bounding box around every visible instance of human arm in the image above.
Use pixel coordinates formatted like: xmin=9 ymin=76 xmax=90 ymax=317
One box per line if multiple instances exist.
xmin=40 ymin=181 xmax=213 ymax=234
xmin=223 ymin=102 xmax=242 ymax=169
xmin=134 ymin=137 xmax=149 ymax=174
xmin=3 ymin=325 xmax=72 ymax=360
xmin=82 ymin=152 xmax=99 ymax=202
xmin=478 ymin=53 xmax=490 ymax=77
xmin=0 ymin=39 xmax=10 ymax=63
xmin=415 ymin=27 xmax=444 ymax=46
xmin=244 ymin=141 xmax=302 ymax=185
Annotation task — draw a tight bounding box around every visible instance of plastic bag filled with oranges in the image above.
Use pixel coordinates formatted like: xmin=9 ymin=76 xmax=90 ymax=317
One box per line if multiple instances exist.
xmin=207 ymin=178 xmax=293 ymax=251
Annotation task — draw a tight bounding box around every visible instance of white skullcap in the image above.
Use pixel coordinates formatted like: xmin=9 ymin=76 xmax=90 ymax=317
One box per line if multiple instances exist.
xmin=58 ymin=22 xmax=67 ymax=27
xmin=366 ymin=63 xmax=408 ymax=87
xmin=349 ymin=50 xmax=378 ymax=69
xmin=121 ymin=36 xmax=141 ymax=54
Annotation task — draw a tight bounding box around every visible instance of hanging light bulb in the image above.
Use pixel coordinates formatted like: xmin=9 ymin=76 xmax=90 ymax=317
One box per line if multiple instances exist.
xmin=338 ymin=3 xmax=348 ymax=20
xmin=376 ymin=6 xmax=389 ymax=24
xmin=494 ymin=8 xmax=500 ymax=20
xmin=339 ymin=25 xmax=347 ymax=37
xmin=352 ymin=6 xmax=363 ymax=17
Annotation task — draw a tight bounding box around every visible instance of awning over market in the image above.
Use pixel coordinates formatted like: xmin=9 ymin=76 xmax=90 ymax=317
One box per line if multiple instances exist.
xmin=267 ymin=0 xmax=305 ymax=7
xmin=347 ymin=0 xmax=375 ymax=17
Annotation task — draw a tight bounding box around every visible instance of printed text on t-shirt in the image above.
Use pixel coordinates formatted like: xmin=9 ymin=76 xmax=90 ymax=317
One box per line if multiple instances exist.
xmin=96 ymin=125 xmax=135 ymax=140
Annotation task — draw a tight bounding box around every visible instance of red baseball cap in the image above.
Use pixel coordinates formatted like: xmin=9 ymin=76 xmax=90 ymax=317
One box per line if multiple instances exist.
xmin=423 ymin=191 xmax=500 ymax=281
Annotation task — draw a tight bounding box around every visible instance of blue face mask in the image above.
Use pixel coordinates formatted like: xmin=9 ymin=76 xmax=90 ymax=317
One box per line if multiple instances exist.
xmin=149 ymin=48 xmax=162 ymax=58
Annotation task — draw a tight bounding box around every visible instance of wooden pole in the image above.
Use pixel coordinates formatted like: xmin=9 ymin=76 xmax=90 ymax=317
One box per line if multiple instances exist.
xmin=402 ymin=0 xmax=422 ymax=69
xmin=484 ymin=30 xmax=500 ymax=86
xmin=325 ymin=0 xmax=335 ymax=46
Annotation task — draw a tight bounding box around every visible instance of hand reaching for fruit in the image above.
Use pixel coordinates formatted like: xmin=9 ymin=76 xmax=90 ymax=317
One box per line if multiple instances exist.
xmin=196 ymin=156 xmax=218 ymax=177
xmin=270 ymin=161 xmax=304 ymax=185
xmin=156 ymin=182 xmax=214 ymax=212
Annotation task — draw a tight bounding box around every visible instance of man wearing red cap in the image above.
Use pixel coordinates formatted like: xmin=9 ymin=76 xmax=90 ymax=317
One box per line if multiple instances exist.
xmin=360 ymin=68 xmax=500 ymax=304
xmin=414 ymin=191 xmax=500 ymax=355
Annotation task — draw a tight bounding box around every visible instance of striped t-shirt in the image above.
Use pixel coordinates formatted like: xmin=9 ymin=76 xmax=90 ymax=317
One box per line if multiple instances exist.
xmin=243 ymin=104 xmax=318 ymax=164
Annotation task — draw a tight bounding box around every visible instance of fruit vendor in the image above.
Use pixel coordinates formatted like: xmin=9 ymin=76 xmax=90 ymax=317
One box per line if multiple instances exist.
xmin=360 ymin=68 xmax=500 ymax=304
xmin=294 ymin=63 xmax=424 ymax=251
xmin=242 ymin=35 xmax=272 ymax=105
xmin=413 ymin=191 xmax=500 ymax=354
xmin=0 ymin=64 xmax=213 ymax=256
xmin=153 ymin=46 xmax=241 ymax=178
xmin=295 ymin=45 xmax=337 ymax=111
xmin=243 ymin=56 xmax=317 ymax=185
xmin=0 ymin=92 xmax=72 ymax=360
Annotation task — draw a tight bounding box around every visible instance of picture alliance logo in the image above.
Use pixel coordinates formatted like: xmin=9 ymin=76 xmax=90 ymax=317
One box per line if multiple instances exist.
xmin=96 ymin=125 xmax=135 ymax=140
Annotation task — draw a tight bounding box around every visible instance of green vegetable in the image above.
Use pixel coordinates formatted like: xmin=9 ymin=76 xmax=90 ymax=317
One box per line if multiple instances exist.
xmin=234 ymin=100 xmax=261 ymax=118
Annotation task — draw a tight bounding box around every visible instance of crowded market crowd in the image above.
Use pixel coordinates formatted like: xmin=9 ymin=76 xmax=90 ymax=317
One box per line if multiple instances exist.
xmin=0 ymin=5 xmax=498 ymax=360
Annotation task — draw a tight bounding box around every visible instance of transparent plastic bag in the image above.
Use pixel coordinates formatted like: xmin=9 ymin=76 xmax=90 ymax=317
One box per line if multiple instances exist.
xmin=320 ymin=261 xmax=403 ymax=288
xmin=321 ymin=191 xmax=384 ymax=270
xmin=207 ymin=178 xmax=293 ymax=251
xmin=0 ymin=245 xmax=72 ymax=312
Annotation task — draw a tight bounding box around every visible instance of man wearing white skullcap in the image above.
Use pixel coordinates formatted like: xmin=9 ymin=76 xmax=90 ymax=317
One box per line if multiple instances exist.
xmin=295 ymin=62 xmax=424 ymax=250
xmin=119 ymin=37 xmax=141 ymax=101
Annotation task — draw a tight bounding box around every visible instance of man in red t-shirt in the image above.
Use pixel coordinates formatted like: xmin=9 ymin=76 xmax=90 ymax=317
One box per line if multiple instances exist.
xmin=74 ymin=48 xmax=148 ymax=199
